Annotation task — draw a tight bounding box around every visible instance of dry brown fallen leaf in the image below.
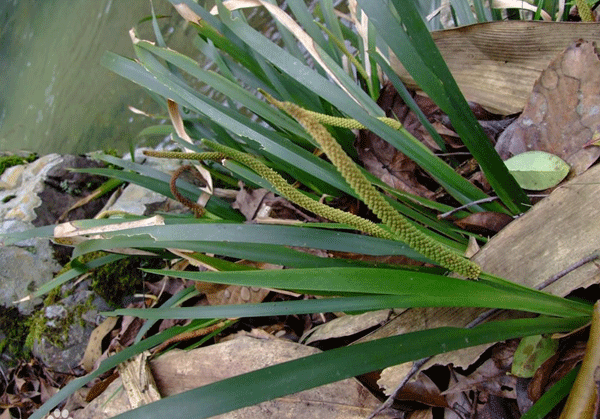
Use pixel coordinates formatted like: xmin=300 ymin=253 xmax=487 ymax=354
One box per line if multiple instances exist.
xmin=366 ymin=161 xmax=600 ymax=398
xmin=1 ymin=358 xmax=72 ymax=417
xmin=444 ymin=371 xmax=472 ymax=419
xmin=453 ymin=211 xmax=514 ymax=235
xmin=528 ymin=339 xmax=586 ymax=402
xmin=231 ymin=184 xmax=271 ymax=221
xmin=443 ymin=340 xmax=518 ymax=401
xmin=301 ymin=309 xmax=394 ymax=345
xmin=356 ymin=83 xmax=441 ymax=200
xmin=495 ymin=39 xmax=600 ymax=176
xmin=74 ymin=335 xmax=398 ymax=419
xmin=80 ymin=317 xmax=119 ymax=373
xmin=410 ymin=410 xmax=435 ymax=418
xmin=392 ymin=21 xmax=600 ymax=115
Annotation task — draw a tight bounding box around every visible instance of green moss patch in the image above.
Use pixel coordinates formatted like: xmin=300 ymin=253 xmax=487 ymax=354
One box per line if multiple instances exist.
xmin=0 ymin=153 xmax=37 ymax=176
xmin=0 ymin=307 xmax=32 ymax=363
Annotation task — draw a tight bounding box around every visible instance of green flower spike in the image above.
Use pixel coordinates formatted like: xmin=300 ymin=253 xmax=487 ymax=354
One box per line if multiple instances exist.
xmin=262 ymin=93 xmax=481 ymax=279
xmin=143 ymin=149 xmax=394 ymax=241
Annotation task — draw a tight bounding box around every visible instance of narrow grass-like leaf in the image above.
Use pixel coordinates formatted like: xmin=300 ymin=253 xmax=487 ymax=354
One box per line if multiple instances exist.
xmin=150 ymin=3 xmax=167 ymax=48
xmin=316 ymin=21 xmax=370 ymax=90
xmin=317 ymin=0 xmax=344 ymax=64
xmin=142 ymin=267 xmax=592 ymax=317
xmin=472 ymin=0 xmax=493 ymax=21
xmin=108 ymin=281 xmax=587 ymax=318
xmin=180 ymin=0 xmax=382 ymax=114
xmin=191 ymin=11 xmax=272 ymax=87
xmin=373 ymin=52 xmax=447 ymax=151
xmin=111 ymin=316 xmax=589 ymax=419
xmin=189 ymin=0 xmax=501 ymax=208
xmin=133 ymin=40 xmax=314 ymax=143
xmin=520 ymin=365 xmax=579 ymax=419
xmin=179 ymin=252 xmax=258 ymax=272
xmin=361 ymin=0 xmax=530 ymax=214
xmin=77 ymin=237 xmax=424 ymax=269
xmin=136 ymin=125 xmax=174 ymax=137
xmin=106 ymin=295 xmax=439 ymax=320
xmin=450 ymin=0 xmax=477 ymax=24
xmin=74 ymin=167 xmax=243 ymax=222
xmin=261 ymin=0 xmax=308 ymax=63
xmin=0 ymin=225 xmax=56 ymax=246
xmin=102 ymin=52 xmax=353 ymax=196
xmin=358 ymin=2 xmax=451 ymax=109
xmin=286 ymin=1 xmax=331 ymax=54
xmin=134 ymin=286 xmax=198 ymax=344
xmin=71 ymin=224 xmax=429 ymax=261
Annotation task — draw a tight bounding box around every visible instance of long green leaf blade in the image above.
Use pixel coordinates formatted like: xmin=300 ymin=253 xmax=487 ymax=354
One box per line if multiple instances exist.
xmin=107 ymin=295 xmax=426 ymax=319
xmin=360 ymin=0 xmax=530 ymax=213
xmin=141 ymin=267 xmax=592 ymax=317
xmin=72 ymin=224 xmax=428 ymax=260
xmin=177 ymin=0 xmax=499 ymax=208
xmin=112 ymin=316 xmax=588 ymax=419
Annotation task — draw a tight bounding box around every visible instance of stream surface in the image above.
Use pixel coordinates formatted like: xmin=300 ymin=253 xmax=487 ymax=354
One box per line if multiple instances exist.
xmin=0 ymin=0 xmax=207 ymax=155
xmin=0 ymin=1 xmax=315 ymax=155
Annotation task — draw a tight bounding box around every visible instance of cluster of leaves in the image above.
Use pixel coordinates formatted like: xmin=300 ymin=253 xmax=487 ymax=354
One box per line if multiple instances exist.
xmin=17 ymin=1 xmax=596 ymax=418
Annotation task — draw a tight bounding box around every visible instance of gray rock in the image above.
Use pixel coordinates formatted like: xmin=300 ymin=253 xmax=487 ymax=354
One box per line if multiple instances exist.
xmin=0 ymin=154 xmax=112 ymax=314
xmin=0 ymin=148 xmax=185 ymax=369
xmin=0 ymin=154 xmax=63 ymax=222
xmin=31 ymin=288 xmax=110 ymax=374
xmin=0 ymin=220 xmax=61 ymax=314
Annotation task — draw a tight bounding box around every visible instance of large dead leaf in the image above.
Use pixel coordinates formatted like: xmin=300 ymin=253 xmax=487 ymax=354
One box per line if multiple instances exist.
xmin=364 ymin=162 xmax=600 ymax=395
xmin=74 ymin=335 xmax=397 ymax=418
xmin=301 ymin=309 xmax=393 ymax=345
xmin=80 ymin=317 xmax=119 ymax=373
xmin=444 ymin=340 xmax=518 ymax=399
xmin=496 ymin=40 xmax=600 ymax=175
xmin=391 ymin=21 xmax=600 ymax=115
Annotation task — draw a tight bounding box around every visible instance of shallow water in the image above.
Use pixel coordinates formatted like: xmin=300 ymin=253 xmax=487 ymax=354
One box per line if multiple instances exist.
xmin=0 ymin=0 xmax=201 ymax=155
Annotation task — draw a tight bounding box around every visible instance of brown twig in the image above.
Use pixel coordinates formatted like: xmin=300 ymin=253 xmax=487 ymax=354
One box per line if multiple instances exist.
xmin=537 ymin=251 xmax=600 ymax=290
xmin=170 ymin=165 xmax=205 ymax=217
xmin=438 ymin=194 xmax=547 ymax=219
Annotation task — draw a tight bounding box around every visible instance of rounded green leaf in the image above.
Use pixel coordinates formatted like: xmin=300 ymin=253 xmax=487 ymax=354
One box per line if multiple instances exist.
xmin=511 ymin=334 xmax=559 ymax=378
xmin=504 ymin=151 xmax=570 ymax=191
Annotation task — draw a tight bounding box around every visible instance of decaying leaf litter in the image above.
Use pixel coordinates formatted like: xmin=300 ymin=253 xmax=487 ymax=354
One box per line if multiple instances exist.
xmin=6 ymin=13 xmax=600 ymax=419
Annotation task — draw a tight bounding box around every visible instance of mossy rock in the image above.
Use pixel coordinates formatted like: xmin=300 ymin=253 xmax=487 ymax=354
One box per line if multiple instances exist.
xmin=60 ymin=251 xmax=163 ymax=307
xmin=0 ymin=152 xmax=37 ymax=176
